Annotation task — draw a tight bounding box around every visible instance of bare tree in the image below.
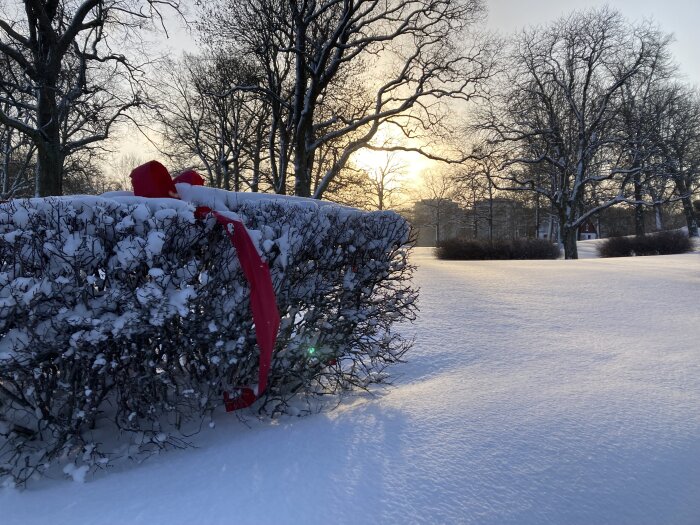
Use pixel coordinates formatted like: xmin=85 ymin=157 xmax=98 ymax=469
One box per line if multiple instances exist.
xmin=316 ymin=163 xmax=372 ymax=208
xmin=479 ymin=8 xmax=670 ymax=258
xmin=0 ymin=46 xmax=36 ymax=197
xmin=0 ymin=0 xmax=182 ymax=196
xmin=614 ymin=36 xmax=677 ymax=236
xmin=453 ymin=167 xmax=488 ymax=238
xmin=452 ymin=149 xmax=501 ymax=240
xmin=358 ymin=152 xmax=408 ymax=211
xmin=62 ymin=147 xmax=112 ymax=193
xmin=0 ymin=116 xmax=35 ymax=199
xmin=656 ymin=86 xmax=700 ymax=237
xmin=107 ymin=151 xmax=146 ymax=190
xmin=325 ymin=150 xmax=407 ymax=210
xmin=155 ymin=51 xmax=271 ymax=192
xmin=199 ymin=0 xmax=494 ymax=199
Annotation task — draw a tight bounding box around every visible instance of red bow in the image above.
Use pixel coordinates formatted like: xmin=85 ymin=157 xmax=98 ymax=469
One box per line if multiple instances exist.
xmin=130 ymin=161 xmax=280 ymax=411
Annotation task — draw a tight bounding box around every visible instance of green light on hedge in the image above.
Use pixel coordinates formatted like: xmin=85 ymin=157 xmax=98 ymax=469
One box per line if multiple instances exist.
xmin=308 ymin=347 xmax=316 ymax=355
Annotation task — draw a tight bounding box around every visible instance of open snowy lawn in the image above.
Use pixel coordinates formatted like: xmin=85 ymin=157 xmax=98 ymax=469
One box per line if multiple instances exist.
xmin=3 ymin=248 xmax=700 ymax=524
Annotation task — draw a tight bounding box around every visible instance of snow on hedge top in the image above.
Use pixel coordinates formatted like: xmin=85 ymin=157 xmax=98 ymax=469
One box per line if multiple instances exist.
xmin=100 ymin=184 xmax=370 ymax=220
xmin=176 ymin=184 xmax=362 ymax=213
xmin=10 ymin=194 xmax=194 ymax=218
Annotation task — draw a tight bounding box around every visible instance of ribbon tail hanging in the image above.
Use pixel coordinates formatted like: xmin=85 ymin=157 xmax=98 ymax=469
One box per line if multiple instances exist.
xmin=129 ymin=161 xmax=280 ymax=412
xmin=197 ymin=207 xmax=280 ymax=411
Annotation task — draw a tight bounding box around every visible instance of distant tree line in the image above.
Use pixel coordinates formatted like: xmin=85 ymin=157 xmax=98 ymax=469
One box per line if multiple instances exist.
xmin=407 ymin=178 xmax=690 ymax=248
xmin=0 ymin=0 xmax=186 ymax=198
xmin=1 ymin=0 xmax=494 ymax=199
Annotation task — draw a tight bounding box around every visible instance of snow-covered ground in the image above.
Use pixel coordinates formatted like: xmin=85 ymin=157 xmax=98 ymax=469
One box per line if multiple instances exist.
xmin=575 ymin=237 xmax=606 ymax=258
xmin=3 ymin=247 xmax=700 ymax=524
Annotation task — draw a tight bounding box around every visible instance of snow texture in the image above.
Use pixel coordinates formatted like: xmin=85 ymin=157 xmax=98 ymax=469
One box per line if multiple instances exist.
xmin=2 ymin=247 xmax=700 ymax=524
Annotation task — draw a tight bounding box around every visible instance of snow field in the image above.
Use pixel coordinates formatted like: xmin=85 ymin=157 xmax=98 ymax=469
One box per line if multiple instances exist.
xmin=2 ymin=248 xmax=699 ymax=524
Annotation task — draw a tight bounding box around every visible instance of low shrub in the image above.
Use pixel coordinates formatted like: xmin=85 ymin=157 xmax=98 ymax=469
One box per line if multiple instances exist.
xmin=598 ymin=235 xmax=632 ymax=257
xmin=435 ymin=238 xmax=561 ymax=260
xmin=597 ymin=230 xmax=692 ymax=257
xmin=0 ymin=190 xmax=417 ymax=484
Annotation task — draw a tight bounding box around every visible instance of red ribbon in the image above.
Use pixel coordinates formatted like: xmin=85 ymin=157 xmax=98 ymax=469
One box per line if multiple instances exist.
xmin=130 ymin=162 xmax=280 ymax=411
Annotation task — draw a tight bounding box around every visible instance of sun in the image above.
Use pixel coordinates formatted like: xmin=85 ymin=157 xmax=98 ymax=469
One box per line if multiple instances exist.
xmin=350 ymin=125 xmax=436 ymax=184
xmin=352 ymin=148 xmax=395 ymax=174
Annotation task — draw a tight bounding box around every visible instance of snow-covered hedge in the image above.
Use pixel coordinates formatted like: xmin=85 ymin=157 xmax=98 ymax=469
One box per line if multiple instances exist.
xmin=0 ymin=190 xmax=416 ymax=484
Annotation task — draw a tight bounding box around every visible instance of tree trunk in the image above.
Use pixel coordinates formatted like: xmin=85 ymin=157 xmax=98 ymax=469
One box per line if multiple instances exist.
xmin=223 ymin=164 xmax=230 ymax=191
xmin=634 ymin=204 xmax=645 ymax=236
xmin=251 ymin=150 xmax=261 ymax=193
xmin=681 ymin=195 xmax=699 ymax=237
xmin=251 ymin=124 xmax=265 ymax=193
xmin=534 ymin=192 xmax=540 ymax=238
xmin=633 ymin=174 xmax=645 ymax=236
xmin=276 ymin=132 xmax=289 ymax=195
xmin=435 ymin=205 xmax=441 ymax=246
xmin=37 ymin=76 xmax=63 ymax=196
xmin=487 ymin=184 xmax=494 ymax=242
xmin=1 ymin=131 xmax=10 ymax=196
xmin=294 ymin=150 xmax=312 ymax=197
xmin=562 ymin=226 xmax=578 ymax=259
xmin=653 ymin=203 xmax=663 ymax=231
xmin=233 ymin=157 xmax=240 ymax=192
xmin=674 ymin=176 xmax=699 ymax=237
xmin=292 ymin=102 xmax=314 ymax=196
xmin=291 ymin=13 xmax=312 ymax=198
xmin=36 ymin=142 xmax=63 ymax=197
xmin=548 ymin=212 xmax=555 ymax=242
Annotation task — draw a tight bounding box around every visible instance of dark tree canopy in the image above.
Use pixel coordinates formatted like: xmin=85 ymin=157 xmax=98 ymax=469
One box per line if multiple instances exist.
xmin=0 ymin=0 xmax=182 ymax=196
xmin=195 ymin=0 xmax=495 ymax=198
xmin=476 ymin=7 xmax=686 ymax=258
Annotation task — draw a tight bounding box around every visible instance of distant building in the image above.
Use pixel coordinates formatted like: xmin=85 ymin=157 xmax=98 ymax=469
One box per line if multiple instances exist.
xmin=410 ymin=199 xmax=466 ymax=246
xmin=578 ymin=219 xmax=598 ymax=240
xmin=537 ymin=217 xmax=598 ymax=241
xmin=470 ymin=198 xmax=533 ymax=240
xmin=537 ymin=217 xmax=559 ymax=241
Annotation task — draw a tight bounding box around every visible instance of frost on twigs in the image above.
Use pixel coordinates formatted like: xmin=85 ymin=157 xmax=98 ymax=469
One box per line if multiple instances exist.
xmin=0 ymin=194 xmax=417 ymax=484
